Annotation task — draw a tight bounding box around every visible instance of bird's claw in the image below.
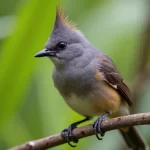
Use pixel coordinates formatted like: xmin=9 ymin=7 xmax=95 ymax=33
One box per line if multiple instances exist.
xmin=93 ymin=112 xmax=109 ymax=140
xmin=93 ymin=117 xmax=105 ymax=140
xmin=61 ymin=125 xmax=79 ymax=147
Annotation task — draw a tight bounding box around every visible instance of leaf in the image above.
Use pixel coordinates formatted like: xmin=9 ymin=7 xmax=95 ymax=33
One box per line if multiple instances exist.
xmin=0 ymin=0 xmax=59 ymax=129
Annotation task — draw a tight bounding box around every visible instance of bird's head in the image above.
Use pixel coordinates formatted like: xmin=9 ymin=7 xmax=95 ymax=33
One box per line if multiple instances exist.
xmin=35 ymin=7 xmax=91 ymax=68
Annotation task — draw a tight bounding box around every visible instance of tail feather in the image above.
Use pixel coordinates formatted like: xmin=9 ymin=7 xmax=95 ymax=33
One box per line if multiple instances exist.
xmin=119 ymin=126 xmax=148 ymax=150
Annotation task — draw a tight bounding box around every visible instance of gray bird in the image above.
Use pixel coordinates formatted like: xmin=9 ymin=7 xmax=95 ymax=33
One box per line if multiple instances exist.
xmin=35 ymin=7 xmax=148 ymax=149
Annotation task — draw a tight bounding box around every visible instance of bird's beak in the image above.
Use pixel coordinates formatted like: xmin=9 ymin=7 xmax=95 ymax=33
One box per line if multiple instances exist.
xmin=34 ymin=48 xmax=57 ymax=57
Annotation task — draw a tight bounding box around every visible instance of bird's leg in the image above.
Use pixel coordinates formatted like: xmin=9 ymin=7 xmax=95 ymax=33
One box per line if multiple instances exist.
xmin=61 ymin=116 xmax=90 ymax=147
xmin=93 ymin=112 xmax=110 ymax=140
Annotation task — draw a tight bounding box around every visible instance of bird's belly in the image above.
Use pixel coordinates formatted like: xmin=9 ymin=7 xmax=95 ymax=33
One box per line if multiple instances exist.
xmin=65 ymin=93 xmax=102 ymax=117
xmin=64 ymin=83 xmax=122 ymax=117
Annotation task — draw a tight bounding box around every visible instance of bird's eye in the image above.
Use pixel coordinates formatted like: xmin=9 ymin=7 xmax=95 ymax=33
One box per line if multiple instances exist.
xmin=57 ymin=42 xmax=67 ymax=50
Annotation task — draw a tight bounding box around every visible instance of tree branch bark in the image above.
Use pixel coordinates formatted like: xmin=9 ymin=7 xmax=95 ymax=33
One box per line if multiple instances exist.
xmin=9 ymin=113 xmax=150 ymax=150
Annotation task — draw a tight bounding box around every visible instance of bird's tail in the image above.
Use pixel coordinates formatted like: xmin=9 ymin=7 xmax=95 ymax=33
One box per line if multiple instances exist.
xmin=119 ymin=126 xmax=148 ymax=150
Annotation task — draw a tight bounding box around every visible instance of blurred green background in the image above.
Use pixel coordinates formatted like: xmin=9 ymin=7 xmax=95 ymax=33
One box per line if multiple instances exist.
xmin=0 ymin=0 xmax=150 ymax=149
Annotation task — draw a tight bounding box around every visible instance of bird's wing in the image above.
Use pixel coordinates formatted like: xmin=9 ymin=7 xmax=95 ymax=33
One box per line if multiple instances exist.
xmin=97 ymin=55 xmax=132 ymax=106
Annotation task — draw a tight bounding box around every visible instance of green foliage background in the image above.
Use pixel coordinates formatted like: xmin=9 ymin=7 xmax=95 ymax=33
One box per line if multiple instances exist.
xmin=0 ymin=0 xmax=150 ymax=149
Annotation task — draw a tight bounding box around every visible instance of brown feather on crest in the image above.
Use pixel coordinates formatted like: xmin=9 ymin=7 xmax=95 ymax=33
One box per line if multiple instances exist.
xmin=55 ymin=6 xmax=76 ymax=30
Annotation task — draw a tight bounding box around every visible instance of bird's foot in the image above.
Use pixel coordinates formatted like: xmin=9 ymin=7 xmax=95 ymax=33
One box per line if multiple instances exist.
xmin=61 ymin=124 xmax=79 ymax=147
xmin=93 ymin=112 xmax=109 ymax=140
xmin=61 ymin=117 xmax=90 ymax=147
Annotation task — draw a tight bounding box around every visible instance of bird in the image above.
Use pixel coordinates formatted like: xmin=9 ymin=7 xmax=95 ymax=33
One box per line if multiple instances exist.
xmin=35 ymin=7 xmax=148 ymax=150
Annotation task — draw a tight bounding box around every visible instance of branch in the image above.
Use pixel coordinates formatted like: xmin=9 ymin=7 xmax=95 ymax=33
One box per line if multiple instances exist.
xmin=9 ymin=113 xmax=150 ymax=150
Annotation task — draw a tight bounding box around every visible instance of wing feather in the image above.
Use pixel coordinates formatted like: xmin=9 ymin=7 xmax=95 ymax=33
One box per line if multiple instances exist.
xmin=98 ymin=55 xmax=132 ymax=106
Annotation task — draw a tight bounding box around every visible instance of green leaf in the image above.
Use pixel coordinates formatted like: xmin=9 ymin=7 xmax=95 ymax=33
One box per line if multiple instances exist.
xmin=0 ymin=0 xmax=59 ymax=129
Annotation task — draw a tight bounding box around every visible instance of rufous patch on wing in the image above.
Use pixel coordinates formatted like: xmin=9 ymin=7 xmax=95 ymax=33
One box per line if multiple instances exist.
xmin=95 ymin=71 xmax=105 ymax=81
xmin=95 ymin=71 xmax=117 ymax=89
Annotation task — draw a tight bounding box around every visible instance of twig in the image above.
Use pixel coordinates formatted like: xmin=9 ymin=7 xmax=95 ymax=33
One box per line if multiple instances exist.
xmin=9 ymin=113 xmax=150 ymax=150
